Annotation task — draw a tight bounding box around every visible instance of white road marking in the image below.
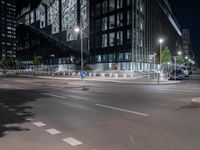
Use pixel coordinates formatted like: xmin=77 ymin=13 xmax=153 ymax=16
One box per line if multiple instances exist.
xmin=49 ymin=84 xmax=65 ymax=88
xmin=43 ymin=93 xmax=66 ymax=99
xmin=3 ymin=105 xmax=9 ymax=109
xmin=33 ymin=122 xmax=46 ymax=127
xmin=17 ymin=112 xmax=24 ymax=116
xmin=62 ymin=137 xmax=83 ymax=146
xmin=8 ymin=108 xmax=15 ymax=111
xmin=46 ymin=129 xmax=61 ymax=135
xmin=96 ymin=104 xmax=149 ymax=117
xmin=26 ymin=118 xmax=33 ymax=121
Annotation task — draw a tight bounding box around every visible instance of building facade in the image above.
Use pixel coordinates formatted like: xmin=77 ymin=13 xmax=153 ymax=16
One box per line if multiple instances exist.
xmin=182 ymin=29 xmax=194 ymax=59
xmin=16 ymin=0 xmax=183 ymax=71
xmin=89 ymin=0 xmax=183 ymax=70
xmin=0 ymin=0 xmax=16 ymax=59
xmin=16 ymin=0 xmax=89 ymax=67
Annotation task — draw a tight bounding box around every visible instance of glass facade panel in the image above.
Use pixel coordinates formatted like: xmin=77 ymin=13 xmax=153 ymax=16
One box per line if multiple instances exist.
xmin=116 ymin=13 xmax=123 ymax=27
xmin=96 ymin=19 xmax=101 ymax=31
xmin=62 ymin=0 xmax=77 ymax=41
xmin=116 ymin=31 xmax=123 ymax=45
xmin=109 ymin=0 xmax=115 ymax=12
xmin=102 ymin=0 xmax=108 ymax=14
xmin=109 ymin=15 xmax=115 ymax=29
xmin=127 ymin=10 xmax=132 ymax=25
xmin=109 ymin=54 xmax=116 ymax=62
xmin=117 ymin=0 xmax=123 ymax=9
xmin=125 ymin=53 xmax=132 ymax=61
xmin=48 ymin=0 xmax=59 ymax=34
xmin=102 ymin=34 xmax=108 ymax=47
xmin=80 ymin=0 xmax=88 ymax=33
xmin=127 ymin=29 xmax=131 ymax=44
xmin=96 ymin=3 xmax=101 ymax=16
xmin=102 ymin=17 xmax=108 ymax=31
xmin=118 ymin=53 xmax=124 ymax=61
xmin=109 ymin=32 xmax=115 ymax=46
xmin=127 ymin=0 xmax=132 ymax=6
xmin=96 ymin=35 xmax=101 ymax=48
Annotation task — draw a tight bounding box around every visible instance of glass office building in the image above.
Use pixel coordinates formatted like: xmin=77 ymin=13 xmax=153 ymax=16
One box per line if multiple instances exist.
xmin=16 ymin=0 xmax=89 ymax=66
xmin=89 ymin=0 xmax=182 ymax=70
xmin=0 ymin=0 xmax=16 ymax=59
xmin=16 ymin=0 xmax=183 ymax=71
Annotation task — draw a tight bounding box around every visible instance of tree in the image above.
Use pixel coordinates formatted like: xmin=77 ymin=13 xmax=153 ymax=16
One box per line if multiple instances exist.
xmin=161 ymin=47 xmax=172 ymax=64
xmin=177 ymin=56 xmax=185 ymax=65
xmin=0 ymin=59 xmax=9 ymax=74
xmin=33 ymin=54 xmax=40 ymax=76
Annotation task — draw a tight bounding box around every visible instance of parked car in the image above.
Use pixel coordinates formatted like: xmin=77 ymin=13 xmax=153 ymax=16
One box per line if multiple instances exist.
xmin=169 ymin=70 xmax=185 ymax=80
xmin=182 ymin=67 xmax=189 ymax=77
xmin=187 ymin=67 xmax=192 ymax=75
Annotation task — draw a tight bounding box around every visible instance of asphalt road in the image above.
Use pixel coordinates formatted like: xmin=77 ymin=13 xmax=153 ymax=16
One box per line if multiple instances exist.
xmin=0 ymin=73 xmax=200 ymax=150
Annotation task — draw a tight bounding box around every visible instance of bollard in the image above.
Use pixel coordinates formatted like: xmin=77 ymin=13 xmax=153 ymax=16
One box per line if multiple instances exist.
xmin=115 ymin=73 xmax=118 ymax=78
xmin=93 ymin=73 xmax=96 ymax=77
xmin=123 ymin=73 xmax=127 ymax=78
xmin=109 ymin=73 xmax=112 ymax=77
xmin=89 ymin=72 xmax=92 ymax=77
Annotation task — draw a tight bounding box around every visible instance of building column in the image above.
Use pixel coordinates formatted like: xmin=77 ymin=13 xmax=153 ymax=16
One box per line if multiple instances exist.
xmin=77 ymin=0 xmax=81 ymax=39
xmin=59 ymin=0 xmax=62 ymax=32
xmin=44 ymin=4 xmax=48 ymax=27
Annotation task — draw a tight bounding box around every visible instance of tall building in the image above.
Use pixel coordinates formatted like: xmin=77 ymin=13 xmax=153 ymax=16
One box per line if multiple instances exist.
xmin=90 ymin=0 xmax=183 ymax=70
xmin=0 ymin=0 xmax=16 ymax=59
xmin=182 ymin=29 xmax=194 ymax=59
xmin=16 ymin=0 xmax=89 ymax=67
xmin=16 ymin=0 xmax=183 ymax=71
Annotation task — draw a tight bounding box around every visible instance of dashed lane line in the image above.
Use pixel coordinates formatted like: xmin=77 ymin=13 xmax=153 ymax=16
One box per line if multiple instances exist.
xmin=43 ymin=93 xmax=66 ymax=99
xmin=33 ymin=122 xmax=46 ymax=127
xmin=46 ymin=129 xmax=61 ymax=135
xmin=96 ymin=104 xmax=149 ymax=117
xmin=62 ymin=137 xmax=83 ymax=146
xmin=8 ymin=108 xmax=15 ymax=111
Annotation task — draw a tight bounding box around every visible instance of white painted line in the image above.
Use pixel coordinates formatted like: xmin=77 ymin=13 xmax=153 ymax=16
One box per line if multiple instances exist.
xmin=26 ymin=118 xmax=33 ymax=121
xmin=62 ymin=137 xmax=83 ymax=146
xmin=8 ymin=108 xmax=15 ymax=111
xmin=96 ymin=104 xmax=149 ymax=117
xmin=3 ymin=105 xmax=10 ymax=109
xmin=46 ymin=129 xmax=61 ymax=135
xmin=33 ymin=122 xmax=46 ymax=127
xmin=49 ymin=85 xmax=65 ymax=88
xmin=17 ymin=112 xmax=24 ymax=116
xmin=43 ymin=93 xmax=66 ymax=99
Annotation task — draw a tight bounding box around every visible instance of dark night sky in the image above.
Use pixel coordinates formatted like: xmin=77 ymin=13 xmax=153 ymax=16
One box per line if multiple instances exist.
xmin=168 ymin=0 xmax=200 ymax=59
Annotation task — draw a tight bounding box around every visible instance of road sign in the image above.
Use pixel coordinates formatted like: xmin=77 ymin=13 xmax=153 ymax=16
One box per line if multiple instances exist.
xmin=80 ymin=71 xmax=87 ymax=79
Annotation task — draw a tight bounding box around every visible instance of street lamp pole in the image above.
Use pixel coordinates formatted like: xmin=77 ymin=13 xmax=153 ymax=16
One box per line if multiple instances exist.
xmin=154 ymin=53 xmax=156 ymax=79
xmin=80 ymin=29 xmax=83 ymax=73
xmin=75 ymin=27 xmax=84 ymax=77
xmin=158 ymin=38 xmax=163 ymax=84
xmin=173 ymin=51 xmax=182 ymax=80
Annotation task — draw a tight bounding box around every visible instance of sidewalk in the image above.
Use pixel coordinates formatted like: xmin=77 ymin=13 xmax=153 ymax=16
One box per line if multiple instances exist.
xmin=16 ymin=74 xmax=181 ymax=85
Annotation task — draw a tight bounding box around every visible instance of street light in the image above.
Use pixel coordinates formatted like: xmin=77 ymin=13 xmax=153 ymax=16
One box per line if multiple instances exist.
xmin=178 ymin=51 xmax=182 ymax=56
xmin=158 ymin=38 xmax=164 ymax=84
xmin=149 ymin=53 xmax=157 ymax=79
xmin=172 ymin=51 xmax=182 ymax=80
xmin=50 ymin=54 xmax=55 ymax=76
xmin=74 ymin=26 xmax=84 ymax=78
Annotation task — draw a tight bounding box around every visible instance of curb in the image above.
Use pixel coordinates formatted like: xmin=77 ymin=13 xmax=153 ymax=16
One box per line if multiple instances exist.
xmin=16 ymin=75 xmax=181 ymax=85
